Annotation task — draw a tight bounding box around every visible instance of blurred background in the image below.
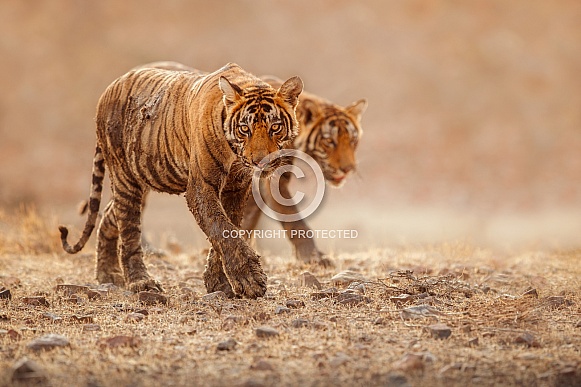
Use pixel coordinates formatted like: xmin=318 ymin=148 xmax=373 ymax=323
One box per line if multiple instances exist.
xmin=1 ymin=0 xmax=580 ymax=254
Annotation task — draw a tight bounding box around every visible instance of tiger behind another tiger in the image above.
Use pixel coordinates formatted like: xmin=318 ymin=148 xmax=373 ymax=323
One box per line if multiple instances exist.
xmin=242 ymin=77 xmax=367 ymax=266
xmin=59 ymin=63 xmax=303 ymax=298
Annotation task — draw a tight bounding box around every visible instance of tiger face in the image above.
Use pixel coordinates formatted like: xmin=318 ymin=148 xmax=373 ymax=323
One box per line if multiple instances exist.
xmin=219 ymin=76 xmax=303 ymax=171
xmin=299 ymin=97 xmax=367 ymax=187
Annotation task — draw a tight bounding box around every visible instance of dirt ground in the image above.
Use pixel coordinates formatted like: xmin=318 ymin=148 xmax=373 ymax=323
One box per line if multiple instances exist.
xmin=0 ymin=209 xmax=579 ymax=387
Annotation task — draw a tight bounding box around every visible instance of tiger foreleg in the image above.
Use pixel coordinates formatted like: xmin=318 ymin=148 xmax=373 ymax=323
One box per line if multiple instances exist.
xmin=187 ymin=179 xmax=266 ymax=299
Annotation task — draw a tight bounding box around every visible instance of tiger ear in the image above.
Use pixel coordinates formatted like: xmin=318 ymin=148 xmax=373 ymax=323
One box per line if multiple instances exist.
xmin=277 ymin=76 xmax=303 ymax=107
xmin=345 ymin=99 xmax=368 ymax=121
xmin=219 ymin=76 xmax=244 ymax=107
xmin=299 ymin=99 xmax=323 ymax=126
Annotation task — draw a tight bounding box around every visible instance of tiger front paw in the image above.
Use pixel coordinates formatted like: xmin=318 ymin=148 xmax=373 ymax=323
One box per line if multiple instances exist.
xmin=127 ymin=278 xmax=164 ymax=293
xmin=226 ymin=253 xmax=267 ymax=299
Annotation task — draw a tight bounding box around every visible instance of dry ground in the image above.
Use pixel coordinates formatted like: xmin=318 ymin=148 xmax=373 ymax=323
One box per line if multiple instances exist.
xmin=0 ymin=209 xmax=580 ymax=387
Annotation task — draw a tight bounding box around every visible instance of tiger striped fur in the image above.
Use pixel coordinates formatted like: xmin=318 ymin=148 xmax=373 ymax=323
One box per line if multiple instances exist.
xmin=242 ymin=77 xmax=367 ymax=265
xmin=59 ymin=63 xmax=303 ymax=298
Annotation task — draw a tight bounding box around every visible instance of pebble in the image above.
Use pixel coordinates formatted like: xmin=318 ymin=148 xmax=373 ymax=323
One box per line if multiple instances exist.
xmin=426 ymin=324 xmax=452 ymax=340
xmin=217 ymin=338 xmax=237 ymax=351
xmin=22 ymin=296 xmax=49 ymax=307
xmin=514 ymin=332 xmax=540 ymax=348
xmin=126 ymin=312 xmax=145 ymax=322
xmin=274 ymin=306 xmax=291 ymax=315
xmin=329 ymin=352 xmax=351 ymax=367
xmin=82 ymin=324 xmax=101 ymax=332
xmin=330 ymin=270 xmax=367 ymax=286
xmin=98 ymin=335 xmax=141 ymax=349
xmin=55 ymin=284 xmax=90 ymax=296
xmin=11 ymin=358 xmax=47 ymax=383
xmin=42 ymin=312 xmax=62 ymax=323
xmin=299 ymin=272 xmax=322 ymax=290
xmin=27 ymin=334 xmax=70 ymax=351
xmin=393 ymin=353 xmax=424 ymax=371
xmin=0 ymin=287 xmax=11 ymax=299
xmin=250 ymin=359 xmax=274 ymax=371
xmin=255 ymin=326 xmax=279 ymax=338
xmin=285 ymin=299 xmax=305 ymax=308
xmin=138 ymin=291 xmax=168 ymax=305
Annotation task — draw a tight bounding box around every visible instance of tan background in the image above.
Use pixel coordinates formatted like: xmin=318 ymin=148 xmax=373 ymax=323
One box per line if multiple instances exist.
xmin=1 ymin=0 xmax=580 ymax=253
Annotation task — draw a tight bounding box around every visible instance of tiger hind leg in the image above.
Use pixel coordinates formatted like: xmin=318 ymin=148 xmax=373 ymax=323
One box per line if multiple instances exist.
xmin=95 ymin=200 xmax=124 ymax=286
xmin=112 ymin=182 xmax=162 ymax=292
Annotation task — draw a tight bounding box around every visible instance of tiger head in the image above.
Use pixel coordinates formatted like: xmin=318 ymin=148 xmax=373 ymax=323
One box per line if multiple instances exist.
xmin=219 ymin=76 xmax=303 ymax=171
xmin=297 ymin=96 xmax=367 ymax=188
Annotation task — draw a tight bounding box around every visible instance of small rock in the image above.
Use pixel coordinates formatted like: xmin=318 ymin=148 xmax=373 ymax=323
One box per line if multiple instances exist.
xmin=71 ymin=314 xmax=93 ymax=324
xmin=11 ymin=358 xmax=47 ymax=383
xmin=299 ymin=272 xmax=322 ymax=289
xmin=336 ymin=293 xmax=369 ymax=306
xmin=467 ymin=337 xmax=479 ymax=347
xmin=390 ymin=294 xmax=414 ymax=305
xmin=55 ymin=284 xmax=90 ymax=296
xmin=217 ymin=338 xmax=237 ymax=351
xmin=126 ymin=312 xmax=145 ymax=322
xmin=0 ymin=287 xmax=11 ymax=300
xmin=426 ymin=324 xmax=452 ymax=339
xmin=274 ymin=306 xmax=291 ymax=315
xmin=514 ymin=332 xmax=540 ymax=348
xmin=347 ymin=282 xmax=367 ymax=294
xmin=330 ymin=270 xmax=367 ymax=286
xmin=250 ymin=359 xmax=274 ymax=371
xmin=310 ymin=287 xmax=339 ymax=300
xmin=383 ymin=373 xmax=410 ymax=387
xmin=329 ymin=352 xmax=351 ymax=367
xmin=42 ymin=312 xmax=62 ymax=323
xmin=373 ymin=317 xmax=386 ymax=325
xmin=82 ymin=324 xmax=101 ymax=332
xmin=545 ymin=296 xmax=573 ymax=308
xmin=255 ymin=326 xmax=279 ymax=338
xmin=27 ymin=334 xmax=70 ymax=351
xmin=22 ymin=296 xmax=50 ymax=307
xmin=400 ymin=305 xmax=443 ymax=320
xmin=202 ymin=291 xmax=227 ymax=302
xmin=1 ymin=329 xmax=21 ymax=340
xmin=575 ymin=320 xmax=581 ymax=328
xmin=86 ymin=290 xmax=102 ymax=300
xmin=393 ymin=353 xmax=424 ymax=371
xmin=138 ymin=291 xmax=168 ymax=305
xmin=522 ymin=287 xmax=538 ymax=298
xmin=291 ymin=318 xmax=309 ymax=328
xmin=98 ymin=335 xmax=141 ymax=349
xmin=285 ymin=299 xmax=305 ymax=308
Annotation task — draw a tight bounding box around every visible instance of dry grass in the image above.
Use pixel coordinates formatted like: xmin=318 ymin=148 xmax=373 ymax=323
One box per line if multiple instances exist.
xmin=0 ymin=212 xmax=580 ymax=386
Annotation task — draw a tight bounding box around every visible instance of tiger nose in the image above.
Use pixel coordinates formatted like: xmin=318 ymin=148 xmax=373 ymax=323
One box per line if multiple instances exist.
xmin=341 ymin=165 xmax=354 ymax=174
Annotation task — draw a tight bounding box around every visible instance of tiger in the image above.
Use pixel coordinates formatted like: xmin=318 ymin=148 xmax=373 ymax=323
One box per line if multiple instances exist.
xmin=127 ymin=62 xmax=366 ymax=266
xmin=241 ymin=77 xmax=367 ymax=266
xmin=59 ymin=62 xmax=303 ymax=299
